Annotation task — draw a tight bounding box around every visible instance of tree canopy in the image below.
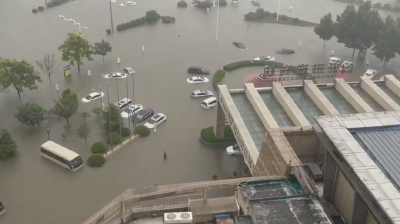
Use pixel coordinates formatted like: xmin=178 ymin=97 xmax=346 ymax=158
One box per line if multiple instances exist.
xmin=93 ymin=40 xmax=112 ymax=61
xmin=372 ymin=16 xmax=399 ymax=64
xmin=58 ymin=33 xmax=93 ymax=72
xmin=0 ymin=128 xmax=17 ymax=160
xmin=0 ymin=58 xmax=42 ymax=98
xmin=53 ymin=88 xmax=79 ymax=125
xmin=102 ymin=104 xmax=123 ymax=132
xmin=314 ymin=13 xmax=334 ymax=48
xmin=14 ymin=103 xmax=46 ymax=127
xmin=35 ymin=53 xmax=57 ymax=83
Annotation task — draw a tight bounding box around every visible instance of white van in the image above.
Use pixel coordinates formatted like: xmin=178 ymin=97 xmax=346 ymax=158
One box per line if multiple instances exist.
xmin=40 ymin=141 xmax=84 ymax=171
xmin=201 ymin=97 xmax=217 ymax=109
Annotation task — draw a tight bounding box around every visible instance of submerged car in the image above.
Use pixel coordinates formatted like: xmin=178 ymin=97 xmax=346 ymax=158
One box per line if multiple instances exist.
xmin=144 ymin=113 xmax=167 ymax=129
xmin=191 ymin=90 xmax=214 ymax=98
xmin=132 ymin=108 xmax=154 ymax=124
xmin=81 ymin=92 xmax=104 ymax=103
xmin=115 ymin=98 xmax=132 ymax=110
xmin=328 ymin=57 xmax=341 ymax=67
xmin=276 ymin=48 xmax=295 ymax=54
xmin=187 ymin=76 xmax=209 ymax=84
xmin=120 ymin=1 xmax=136 ymax=6
xmin=364 ymin=69 xmax=377 ymax=79
xmin=254 ymin=56 xmax=275 ymax=61
xmin=123 ymin=67 xmax=136 ymax=75
xmin=120 ymin=104 xmax=143 ymax=118
xmin=226 ymin=144 xmax=242 ymax=155
xmin=252 ymin=1 xmax=260 ymax=6
xmin=232 ymin=42 xmax=247 ymax=49
xmin=0 ymin=200 xmax=5 ymax=216
xmin=104 ymin=72 xmax=127 ymax=79
xmin=188 ymin=66 xmax=210 ymax=75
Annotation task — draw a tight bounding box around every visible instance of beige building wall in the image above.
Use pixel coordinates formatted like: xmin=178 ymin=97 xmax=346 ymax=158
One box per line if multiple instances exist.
xmin=244 ymin=83 xmax=279 ymax=129
xmin=365 ymin=210 xmax=379 ymax=224
xmin=335 ymin=78 xmax=374 ymax=113
xmin=332 ymin=171 xmax=355 ymax=224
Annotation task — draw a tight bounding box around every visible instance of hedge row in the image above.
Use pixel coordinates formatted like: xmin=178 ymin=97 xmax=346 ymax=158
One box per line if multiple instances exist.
xmin=87 ymin=154 xmax=106 ymax=167
xmin=177 ymin=0 xmax=188 ymax=7
xmin=223 ymin=60 xmax=283 ymax=71
xmin=212 ymin=70 xmax=225 ymax=90
xmin=117 ymin=17 xmax=146 ymax=31
xmin=135 ymin=125 xmax=150 ymax=137
xmin=200 ymin=126 xmax=236 ymax=143
xmin=47 ymin=0 xmax=70 ymax=8
xmin=161 ymin=16 xmax=176 ymax=23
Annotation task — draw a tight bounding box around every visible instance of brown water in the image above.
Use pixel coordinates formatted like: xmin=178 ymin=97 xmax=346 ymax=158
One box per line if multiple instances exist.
xmin=0 ymin=0 xmax=399 ymax=223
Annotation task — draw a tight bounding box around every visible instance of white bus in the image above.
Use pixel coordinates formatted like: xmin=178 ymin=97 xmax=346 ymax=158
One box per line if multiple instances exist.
xmin=40 ymin=141 xmax=83 ymax=171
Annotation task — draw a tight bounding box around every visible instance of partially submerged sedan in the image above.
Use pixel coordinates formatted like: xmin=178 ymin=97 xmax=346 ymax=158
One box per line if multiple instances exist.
xmin=103 ymin=72 xmax=127 ymax=79
xmin=276 ymin=48 xmax=295 ymax=54
xmin=232 ymin=42 xmax=247 ymax=50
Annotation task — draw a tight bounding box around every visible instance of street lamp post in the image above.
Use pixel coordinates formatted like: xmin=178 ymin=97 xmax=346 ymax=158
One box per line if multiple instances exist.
xmin=276 ymin=0 xmax=281 ymax=21
xmin=109 ymin=0 xmax=114 ymax=33
xmin=58 ymin=15 xmax=89 ymax=34
xmin=215 ymin=0 xmax=220 ymax=42
xmin=131 ymin=72 xmax=136 ymax=136
xmin=45 ymin=127 xmax=51 ymax=140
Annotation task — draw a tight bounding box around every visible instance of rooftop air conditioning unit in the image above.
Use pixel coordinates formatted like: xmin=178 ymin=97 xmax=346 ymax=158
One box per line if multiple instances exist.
xmin=164 ymin=213 xmax=180 ymax=224
xmin=178 ymin=212 xmax=193 ymax=224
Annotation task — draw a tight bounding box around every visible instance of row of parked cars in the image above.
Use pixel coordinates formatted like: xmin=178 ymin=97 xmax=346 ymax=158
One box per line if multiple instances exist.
xmin=187 ymin=66 xmax=218 ymax=109
xmin=328 ymin=57 xmax=377 ymax=79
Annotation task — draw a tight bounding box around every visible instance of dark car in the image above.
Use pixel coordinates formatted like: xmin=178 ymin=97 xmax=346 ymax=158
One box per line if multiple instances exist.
xmin=252 ymin=1 xmax=260 ymax=6
xmin=123 ymin=67 xmax=136 ymax=75
xmin=276 ymin=48 xmax=295 ymax=54
xmin=232 ymin=42 xmax=247 ymax=49
xmin=0 ymin=201 xmax=5 ymax=216
xmin=132 ymin=108 xmax=154 ymax=124
xmin=188 ymin=66 xmax=210 ymax=75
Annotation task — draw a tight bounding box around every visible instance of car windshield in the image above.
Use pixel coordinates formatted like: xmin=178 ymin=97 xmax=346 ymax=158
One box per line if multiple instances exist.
xmin=136 ymin=114 xmax=144 ymax=119
xmin=148 ymin=119 xmax=156 ymax=124
xmin=108 ymin=74 xmax=114 ymax=77
xmin=85 ymin=95 xmax=92 ymax=100
xmin=233 ymin=144 xmax=240 ymax=150
xmin=71 ymin=156 xmax=83 ymax=168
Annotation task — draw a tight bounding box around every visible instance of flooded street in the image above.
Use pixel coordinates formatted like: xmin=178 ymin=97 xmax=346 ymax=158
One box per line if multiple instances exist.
xmin=1 ymin=0 xmax=400 ymax=223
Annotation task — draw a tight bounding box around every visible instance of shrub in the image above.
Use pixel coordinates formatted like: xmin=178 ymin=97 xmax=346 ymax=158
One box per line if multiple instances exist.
xmin=264 ymin=11 xmax=271 ymax=16
xmin=293 ymin=17 xmax=299 ymax=23
xmin=135 ymin=125 xmax=150 ymax=137
xmin=383 ymin=3 xmax=391 ymax=9
xmin=374 ymin=2 xmax=382 ymax=8
xmin=161 ymin=16 xmax=176 ymax=23
xmin=244 ymin=12 xmax=261 ymax=21
xmin=200 ymin=126 xmax=236 ymax=143
xmin=219 ymin=0 xmax=228 ymax=6
xmin=213 ymin=70 xmax=225 ymax=90
xmin=177 ymin=0 xmax=188 ymax=7
xmin=129 ymin=20 xmax=137 ymax=27
xmin=106 ymin=29 xmax=111 ymax=34
xmin=91 ymin=142 xmax=107 ymax=154
xmin=196 ymin=0 xmax=213 ymax=8
xmin=47 ymin=2 xmax=53 ymax=7
xmin=223 ymin=60 xmax=284 ymax=71
xmin=121 ymin=127 xmax=130 ymax=137
xmin=271 ymin=12 xmax=277 ymax=17
xmin=106 ymin=133 xmax=121 ymax=145
xmin=87 ymin=154 xmax=106 ymax=167
xmin=146 ymin=10 xmax=161 ymax=23
xmin=393 ymin=5 xmax=400 ymax=11
xmin=32 ymin=8 xmax=38 ymax=13
xmin=38 ymin=6 xmax=45 ymax=11
xmin=116 ymin=24 xmax=123 ymax=31
xmin=281 ymin=15 xmax=288 ymax=20
xmin=256 ymin=8 xmax=265 ymax=15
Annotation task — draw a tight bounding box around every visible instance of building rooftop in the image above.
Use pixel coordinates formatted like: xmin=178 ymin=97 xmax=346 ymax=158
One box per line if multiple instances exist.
xmin=320 ymin=88 xmax=357 ymax=114
xmin=351 ymin=86 xmax=384 ymax=112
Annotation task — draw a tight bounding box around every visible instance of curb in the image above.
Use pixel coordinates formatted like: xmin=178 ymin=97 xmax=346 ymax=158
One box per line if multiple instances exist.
xmin=199 ymin=137 xmax=236 ymax=147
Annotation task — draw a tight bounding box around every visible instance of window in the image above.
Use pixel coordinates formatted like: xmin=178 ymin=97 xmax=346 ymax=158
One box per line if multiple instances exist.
xmin=85 ymin=95 xmax=92 ymax=100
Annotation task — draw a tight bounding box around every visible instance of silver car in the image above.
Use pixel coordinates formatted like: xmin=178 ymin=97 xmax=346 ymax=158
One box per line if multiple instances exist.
xmin=191 ymin=90 xmax=214 ymax=98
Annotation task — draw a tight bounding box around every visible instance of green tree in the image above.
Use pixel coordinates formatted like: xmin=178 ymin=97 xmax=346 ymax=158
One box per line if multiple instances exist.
xmin=102 ymin=104 xmax=123 ymax=132
xmin=372 ymin=15 xmax=399 ymax=65
xmin=93 ymin=40 xmax=112 ymax=61
xmin=14 ymin=103 xmax=46 ymax=127
xmin=58 ymin=33 xmax=93 ymax=72
xmin=0 ymin=58 xmax=42 ymax=98
xmin=76 ymin=122 xmax=91 ymax=143
xmin=314 ymin=13 xmax=334 ymax=48
xmin=35 ymin=53 xmax=58 ymax=84
xmin=53 ymin=88 xmax=79 ymax=125
xmin=145 ymin=10 xmax=161 ymax=23
xmin=0 ymin=128 xmax=17 ymax=160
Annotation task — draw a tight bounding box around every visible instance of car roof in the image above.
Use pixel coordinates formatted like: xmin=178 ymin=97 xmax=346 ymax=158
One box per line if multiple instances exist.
xmin=330 ymin=57 xmax=340 ymax=60
xmin=192 ymin=76 xmax=202 ymax=79
xmin=152 ymin=113 xmax=165 ymax=119
xmin=189 ymin=66 xmax=203 ymax=69
xmin=203 ymin=97 xmax=217 ymax=103
xmin=118 ymin=98 xmax=131 ymax=103
xmin=124 ymin=67 xmax=133 ymax=70
xmin=88 ymin=92 xmax=100 ymax=96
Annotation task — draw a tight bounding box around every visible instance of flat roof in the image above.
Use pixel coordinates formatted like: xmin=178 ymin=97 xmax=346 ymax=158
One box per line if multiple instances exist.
xmin=287 ymin=90 xmax=324 ymax=125
xmin=378 ymin=85 xmax=400 ymax=106
xmin=259 ymin=92 xmax=294 ymax=127
xmin=320 ymin=88 xmax=357 ymax=114
xmin=353 ymin=129 xmax=400 ymax=190
xmin=351 ymin=86 xmax=384 ymax=112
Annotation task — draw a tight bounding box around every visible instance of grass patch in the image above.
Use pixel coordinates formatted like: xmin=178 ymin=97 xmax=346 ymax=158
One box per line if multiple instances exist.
xmin=223 ymin=60 xmax=283 ymax=71
xmin=256 ymin=15 xmax=317 ymax=27
xmin=200 ymin=126 xmax=236 ymax=143
xmin=212 ymin=70 xmax=225 ymax=90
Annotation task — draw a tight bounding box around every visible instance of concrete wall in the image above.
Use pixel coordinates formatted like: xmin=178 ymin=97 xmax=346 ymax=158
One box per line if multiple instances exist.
xmin=332 ymin=170 xmax=355 ymax=224
xmin=304 ymin=80 xmax=340 ymax=115
xmin=272 ymin=82 xmax=311 ymax=126
xmin=365 ymin=210 xmax=379 ymax=224
xmin=335 ymin=78 xmax=374 ymax=113
xmin=245 ymin=83 xmax=279 ymax=129
xmin=361 ymin=77 xmax=400 ymax=111
xmin=385 ymin=75 xmax=400 ymax=98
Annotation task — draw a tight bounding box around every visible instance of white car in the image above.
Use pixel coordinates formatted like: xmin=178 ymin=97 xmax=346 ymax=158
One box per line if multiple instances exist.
xmin=144 ymin=113 xmax=167 ymax=129
xmin=115 ymin=98 xmax=132 ymax=110
xmin=187 ymin=76 xmax=209 ymax=84
xmin=120 ymin=1 xmax=136 ymax=6
xmin=104 ymin=72 xmax=127 ymax=79
xmin=120 ymin=104 xmax=143 ymax=118
xmin=253 ymin=56 xmax=275 ymax=61
xmin=191 ymin=90 xmax=214 ymax=98
xmin=364 ymin=69 xmax=377 ymax=79
xmin=226 ymin=144 xmax=242 ymax=155
xmin=81 ymin=92 xmax=104 ymax=103
xmin=328 ymin=57 xmax=341 ymax=67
